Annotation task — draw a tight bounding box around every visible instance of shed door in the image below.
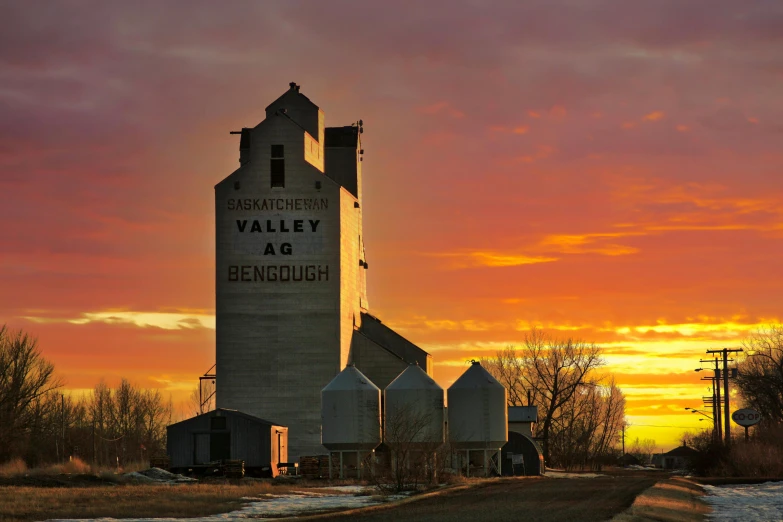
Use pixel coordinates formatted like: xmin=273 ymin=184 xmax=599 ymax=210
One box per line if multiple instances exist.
xmin=210 ymin=432 xmax=231 ymax=461
xmin=194 ymin=434 xmax=210 ymax=464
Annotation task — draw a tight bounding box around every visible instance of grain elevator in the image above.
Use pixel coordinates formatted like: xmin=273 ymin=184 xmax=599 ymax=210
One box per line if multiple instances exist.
xmin=214 ymin=83 xmax=431 ymax=458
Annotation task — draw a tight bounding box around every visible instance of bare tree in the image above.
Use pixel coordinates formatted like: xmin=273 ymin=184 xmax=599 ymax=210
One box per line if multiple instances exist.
xmin=546 ymin=378 xmax=625 ymax=470
xmin=380 ymin=402 xmax=444 ymax=491
xmin=520 ymin=329 xmax=605 ymax=463
xmin=0 ymin=325 xmax=62 ymax=462
xmin=484 ymin=329 xmax=615 ymax=466
xmin=85 ymin=379 xmax=171 ymax=467
xmin=482 ymin=347 xmax=527 ymax=406
xmin=736 ymin=324 xmax=783 ymax=423
xmin=186 ymin=380 xmax=215 ymax=417
xmin=628 ymin=437 xmax=657 ymax=465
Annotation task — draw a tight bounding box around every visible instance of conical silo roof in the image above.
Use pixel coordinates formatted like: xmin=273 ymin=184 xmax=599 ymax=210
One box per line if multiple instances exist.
xmin=322 ymin=364 xmax=380 ymax=393
xmin=447 ymin=361 xmax=507 ymax=449
xmin=449 ymin=360 xmax=504 ymax=390
xmin=386 ymin=363 xmax=441 ymax=391
xmin=321 ymin=364 xmax=382 ymax=451
xmin=385 ymin=364 xmax=445 ymax=447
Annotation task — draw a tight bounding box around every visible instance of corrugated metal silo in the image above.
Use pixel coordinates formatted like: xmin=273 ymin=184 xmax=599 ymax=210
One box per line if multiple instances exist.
xmin=447 ymin=361 xmax=508 ymax=476
xmin=385 ymin=364 xmax=445 ymax=447
xmin=321 ymin=364 xmax=382 ymax=450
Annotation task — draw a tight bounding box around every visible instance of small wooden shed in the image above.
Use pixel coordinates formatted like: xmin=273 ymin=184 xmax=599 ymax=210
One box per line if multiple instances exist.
xmin=167 ymin=408 xmax=287 ymax=476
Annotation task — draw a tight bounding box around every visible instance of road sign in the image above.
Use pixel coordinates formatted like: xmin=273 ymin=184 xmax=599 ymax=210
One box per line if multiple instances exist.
xmin=731 ymin=408 xmax=761 ymax=427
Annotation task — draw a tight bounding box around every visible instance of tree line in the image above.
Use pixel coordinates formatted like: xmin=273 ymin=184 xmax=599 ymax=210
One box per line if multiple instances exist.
xmin=0 ymin=325 xmax=172 ymax=467
xmin=483 ymin=329 xmax=627 ymax=470
xmin=735 ymin=324 xmax=783 ymax=425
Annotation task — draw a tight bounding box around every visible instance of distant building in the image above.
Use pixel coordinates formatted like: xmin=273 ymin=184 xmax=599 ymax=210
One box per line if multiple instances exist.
xmin=618 ymin=453 xmax=641 ymax=467
xmin=502 ymin=406 xmax=544 ymax=476
xmin=652 ymin=444 xmax=700 ymax=470
xmin=214 ymin=83 xmax=430 ymax=458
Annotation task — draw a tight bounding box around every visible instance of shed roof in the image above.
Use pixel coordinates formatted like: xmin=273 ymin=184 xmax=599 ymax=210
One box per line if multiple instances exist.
xmin=167 ymin=408 xmax=285 ymax=429
xmin=358 ymin=312 xmax=430 ymax=366
xmin=508 ymin=406 xmax=538 ymax=423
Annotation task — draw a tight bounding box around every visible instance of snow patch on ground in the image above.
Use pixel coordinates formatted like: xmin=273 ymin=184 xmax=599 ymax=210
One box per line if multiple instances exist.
xmin=546 ymin=471 xmax=604 ymax=479
xmin=703 ymin=481 xmax=783 ymax=521
xmin=122 ymin=468 xmax=196 ymax=484
xmin=314 ymin=485 xmax=374 ymax=493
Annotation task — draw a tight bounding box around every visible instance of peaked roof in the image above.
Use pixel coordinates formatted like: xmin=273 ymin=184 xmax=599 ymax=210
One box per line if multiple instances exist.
xmin=450 ymin=361 xmax=504 ymax=390
xmin=386 ymin=363 xmax=441 ymax=391
xmin=264 ymin=82 xmax=318 ymax=112
xmin=322 ymin=364 xmax=381 ymax=392
xmin=167 ymin=408 xmax=285 ymax=429
xmin=664 ymin=445 xmax=700 ymax=457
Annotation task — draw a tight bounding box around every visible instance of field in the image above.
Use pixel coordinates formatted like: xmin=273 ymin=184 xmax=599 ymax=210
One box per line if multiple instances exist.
xmin=0 ymin=469 xmax=709 ymax=522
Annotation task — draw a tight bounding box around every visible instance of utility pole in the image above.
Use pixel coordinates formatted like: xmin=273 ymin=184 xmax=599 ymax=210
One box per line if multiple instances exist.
xmin=61 ymin=394 xmax=66 ymax=461
xmin=707 ymin=348 xmax=742 ymax=447
xmin=712 ymin=392 xmax=719 ymax=443
xmin=701 ymin=395 xmax=718 ymax=442
xmin=700 ymin=358 xmax=722 ymax=443
xmin=714 ymin=359 xmax=722 ymax=443
xmin=622 ymin=424 xmax=625 ymax=455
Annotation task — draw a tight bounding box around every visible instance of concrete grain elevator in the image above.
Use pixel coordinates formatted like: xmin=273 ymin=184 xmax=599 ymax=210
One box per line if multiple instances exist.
xmin=214 ymin=84 xmax=431 ymax=459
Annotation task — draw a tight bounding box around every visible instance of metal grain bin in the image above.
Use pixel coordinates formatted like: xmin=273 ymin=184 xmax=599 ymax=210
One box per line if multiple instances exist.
xmin=447 ymin=361 xmax=508 ymax=449
xmin=385 ymin=364 xmax=445 ymax=448
xmin=321 ymin=364 xmax=382 ymax=451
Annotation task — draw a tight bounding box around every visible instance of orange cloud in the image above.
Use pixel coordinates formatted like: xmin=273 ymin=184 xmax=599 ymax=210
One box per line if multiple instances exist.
xmin=428 ymin=251 xmax=559 ymax=269
xmin=417 ymin=101 xmax=464 ymax=119
xmin=643 ymin=111 xmax=665 ymax=121
xmin=23 ymin=309 xmax=215 ymax=330
xmin=488 ymin=124 xmax=531 ymax=135
xmin=549 ymin=105 xmax=567 ymax=119
xmin=538 ymin=231 xmax=643 ymax=256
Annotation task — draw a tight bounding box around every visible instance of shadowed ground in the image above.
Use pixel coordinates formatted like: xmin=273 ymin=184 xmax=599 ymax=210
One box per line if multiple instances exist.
xmin=612 ymin=477 xmax=710 ymax=521
xmin=316 ymin=472 xmax=661 ymax=522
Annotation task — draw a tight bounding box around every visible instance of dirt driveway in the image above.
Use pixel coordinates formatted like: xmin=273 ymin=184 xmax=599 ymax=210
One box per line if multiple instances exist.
xmin=318 ymin=472 xmax=659 ymax=522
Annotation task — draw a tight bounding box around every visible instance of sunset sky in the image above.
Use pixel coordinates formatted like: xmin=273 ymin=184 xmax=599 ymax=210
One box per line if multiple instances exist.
xmin=1 ymin=1 xmax=782 ymax=450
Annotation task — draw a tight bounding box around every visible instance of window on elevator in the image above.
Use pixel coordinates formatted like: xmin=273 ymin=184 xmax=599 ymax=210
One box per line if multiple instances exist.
xmin=271 ymin=144 xmax=285 ymax=187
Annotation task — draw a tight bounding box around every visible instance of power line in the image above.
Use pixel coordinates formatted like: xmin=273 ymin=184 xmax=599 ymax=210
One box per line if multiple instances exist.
xmin=629 ymin=424 xmax=704 ymax=429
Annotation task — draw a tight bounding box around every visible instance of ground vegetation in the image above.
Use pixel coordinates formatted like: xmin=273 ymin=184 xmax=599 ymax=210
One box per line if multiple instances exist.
xmin=0 ymin=325 xmax=173 ymax=469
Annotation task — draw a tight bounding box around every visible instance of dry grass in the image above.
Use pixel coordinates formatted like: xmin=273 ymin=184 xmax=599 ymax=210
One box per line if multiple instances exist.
xmin=713 ymin=442 xmax=783 ymax=477
xmin=0 ymin=459 xmax=27 ymax=477
xmin=32 ymin=457 xmax=92 ymax=475
xmin=0 ymin=457 xmax=154 ymax=479
xmin=0 ymin=481 xmax=309 ymax=522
